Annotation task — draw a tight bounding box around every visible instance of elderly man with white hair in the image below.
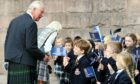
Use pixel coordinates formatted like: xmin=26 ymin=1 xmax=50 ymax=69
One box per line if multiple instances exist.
xmin=37 ymin=21 xmax=62 ymax=84
xmin=4 ymin=1 xmax=49 ymax=84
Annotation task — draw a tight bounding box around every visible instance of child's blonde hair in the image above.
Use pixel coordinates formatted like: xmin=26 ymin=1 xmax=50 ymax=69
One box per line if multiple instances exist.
xmin=106 ymin=42 xmax=122 ymax=59
xmin=55 ymin=37 xmax=64 ymax=47
xmin=116 ymin=52 xmax=135 ymax=84
xmin=106 ymin=42 xmax=122 ymax=53
xmin=136 ymin=34 xmax=140 ymax=45
xmin=104 ymin=35 xmax=112 ymax=44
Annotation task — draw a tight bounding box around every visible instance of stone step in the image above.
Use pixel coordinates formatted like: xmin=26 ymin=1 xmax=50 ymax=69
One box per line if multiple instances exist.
xmin=0 ymin=74 xmax=7 ymax=84
xmin=50 ymin=73 xmax=60 ymax=84
xmin=0 ymin=61 xmax=7 ymax=74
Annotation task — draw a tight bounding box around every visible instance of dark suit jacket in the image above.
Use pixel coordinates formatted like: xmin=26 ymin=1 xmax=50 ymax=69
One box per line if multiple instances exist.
xmin=65 ymin=56 xmax=91 ymax=84
xmin=4 ymin=13 xmax=45 ymax=66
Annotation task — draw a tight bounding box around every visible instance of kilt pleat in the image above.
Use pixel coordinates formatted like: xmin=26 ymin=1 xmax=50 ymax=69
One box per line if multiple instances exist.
xmin=8 ymin=62 xmax=37 ymax=84
xmin=37 ymin=60 xmax=49 ymax=82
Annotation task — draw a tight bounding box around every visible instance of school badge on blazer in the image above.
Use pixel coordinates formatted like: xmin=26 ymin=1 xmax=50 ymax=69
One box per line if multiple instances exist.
xmin=75 ymin=68 xmax=81 ymax=75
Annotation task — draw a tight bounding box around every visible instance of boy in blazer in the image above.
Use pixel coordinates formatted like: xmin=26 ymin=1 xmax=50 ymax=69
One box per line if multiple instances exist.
xmin=63 ymin=39 xmax=92 ymax=84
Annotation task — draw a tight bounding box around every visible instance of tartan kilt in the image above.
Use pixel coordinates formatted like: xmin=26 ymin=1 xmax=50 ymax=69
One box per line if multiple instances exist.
xmin=54 ymin=63 xmax=70 ymax=83
xmin=37 ymin=60 xmax=49 ymax=83
xmin=8 ymin=62 xmax=37 ymax=84
xmin=59 ymin=72 xmax=70 ymax=84
xmin=54 ymin=63 xmax=64 ymax=77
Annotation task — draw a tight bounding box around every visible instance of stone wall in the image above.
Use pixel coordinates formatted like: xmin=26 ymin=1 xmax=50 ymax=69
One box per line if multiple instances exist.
xmin=0 ymin=0 xmax=140 ymax=73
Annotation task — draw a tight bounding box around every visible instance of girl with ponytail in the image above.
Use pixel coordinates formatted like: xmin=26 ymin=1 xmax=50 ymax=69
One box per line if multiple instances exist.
xmin=109 ymin=52 xmax=135 ymax=84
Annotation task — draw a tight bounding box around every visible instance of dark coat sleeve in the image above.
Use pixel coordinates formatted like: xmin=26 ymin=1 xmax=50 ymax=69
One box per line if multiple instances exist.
xmin=25 ymin=22 xmax=45 ymax=60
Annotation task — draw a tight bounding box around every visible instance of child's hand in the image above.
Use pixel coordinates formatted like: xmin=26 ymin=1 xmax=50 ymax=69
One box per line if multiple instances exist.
xmin=135 ymin=69 xmax=139 ymax=76
xmin=98 ymin=63 xmax=104 ymax=71
xmin=96 ymin=81 xmax=101 ymax=84
xmin=104 ymin=54 xmax=111 ymax=58
xmin=63 ymin=56 xmax=70 ymax=67
xmin=107 ymin=64 xmax=115 ymax=74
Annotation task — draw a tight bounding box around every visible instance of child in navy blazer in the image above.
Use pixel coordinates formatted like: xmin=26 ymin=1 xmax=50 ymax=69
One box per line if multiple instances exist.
xmin=63 ymin=39 xmax=92 ymax=84
xmin=109 ymin=52 xmax=135 ymax=84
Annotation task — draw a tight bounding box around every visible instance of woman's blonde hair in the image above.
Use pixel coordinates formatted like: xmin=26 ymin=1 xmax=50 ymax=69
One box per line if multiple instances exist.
xmin=46 ymin=21 xmax=62 ymax=31
xmin=116 ymin=52 xmax=135 ymax=84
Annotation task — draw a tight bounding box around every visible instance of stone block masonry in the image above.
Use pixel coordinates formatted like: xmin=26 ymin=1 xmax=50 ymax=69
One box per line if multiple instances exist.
xmin=0 ymin=0 xmax=140 ymax=73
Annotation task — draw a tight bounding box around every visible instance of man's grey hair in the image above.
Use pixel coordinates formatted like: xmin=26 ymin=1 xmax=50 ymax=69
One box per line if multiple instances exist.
xmin=27 ymin=0 xmax=44 ymax=12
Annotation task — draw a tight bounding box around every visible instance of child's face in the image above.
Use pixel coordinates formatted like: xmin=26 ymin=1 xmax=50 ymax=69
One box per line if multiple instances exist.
xmin=65 ymin=43 xmax=72 ymax=52
xmin=105 ymin=45 xmax=114 ymax=56
xmin=125 ymin=36 xmax=136 ymax=47
xmin=55 ymin=39 xmax=63 ymax=47
xmin=73 ymin=45 xmax=84 ymax=56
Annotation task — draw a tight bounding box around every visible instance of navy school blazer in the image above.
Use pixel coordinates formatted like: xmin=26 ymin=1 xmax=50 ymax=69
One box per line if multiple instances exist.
xmin=64 ymin=55 xmax=92 ymax=84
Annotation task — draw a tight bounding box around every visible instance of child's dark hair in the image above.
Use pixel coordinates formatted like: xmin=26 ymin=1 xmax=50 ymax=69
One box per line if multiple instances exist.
xmin=64 ymin=38 xmax=73 ymax=47
xmin=65 ymin=37 xmax=72 ymax=41
xmin=74 ymin=36 xmax=82 ymax=41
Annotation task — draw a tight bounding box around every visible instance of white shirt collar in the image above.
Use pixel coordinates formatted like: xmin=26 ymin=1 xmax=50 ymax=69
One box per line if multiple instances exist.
xmin=115 ymin=69 xmax=124 ymax=79
xmin=26 ymin=11 xmax=33 ymax=20
xmin=117 ymin=69 xmax=124 ymax=74
xmin=77 ymin=55 xmax=84 ymax=61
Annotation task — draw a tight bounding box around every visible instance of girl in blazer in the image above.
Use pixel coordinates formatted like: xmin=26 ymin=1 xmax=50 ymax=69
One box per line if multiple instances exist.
xmin=109 ymin=52 xmax=135 ymax=84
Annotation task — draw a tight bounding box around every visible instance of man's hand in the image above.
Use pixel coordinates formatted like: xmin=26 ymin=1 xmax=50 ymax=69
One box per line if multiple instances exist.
xmin=43 ymin=55 xmax=50 ymax=62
